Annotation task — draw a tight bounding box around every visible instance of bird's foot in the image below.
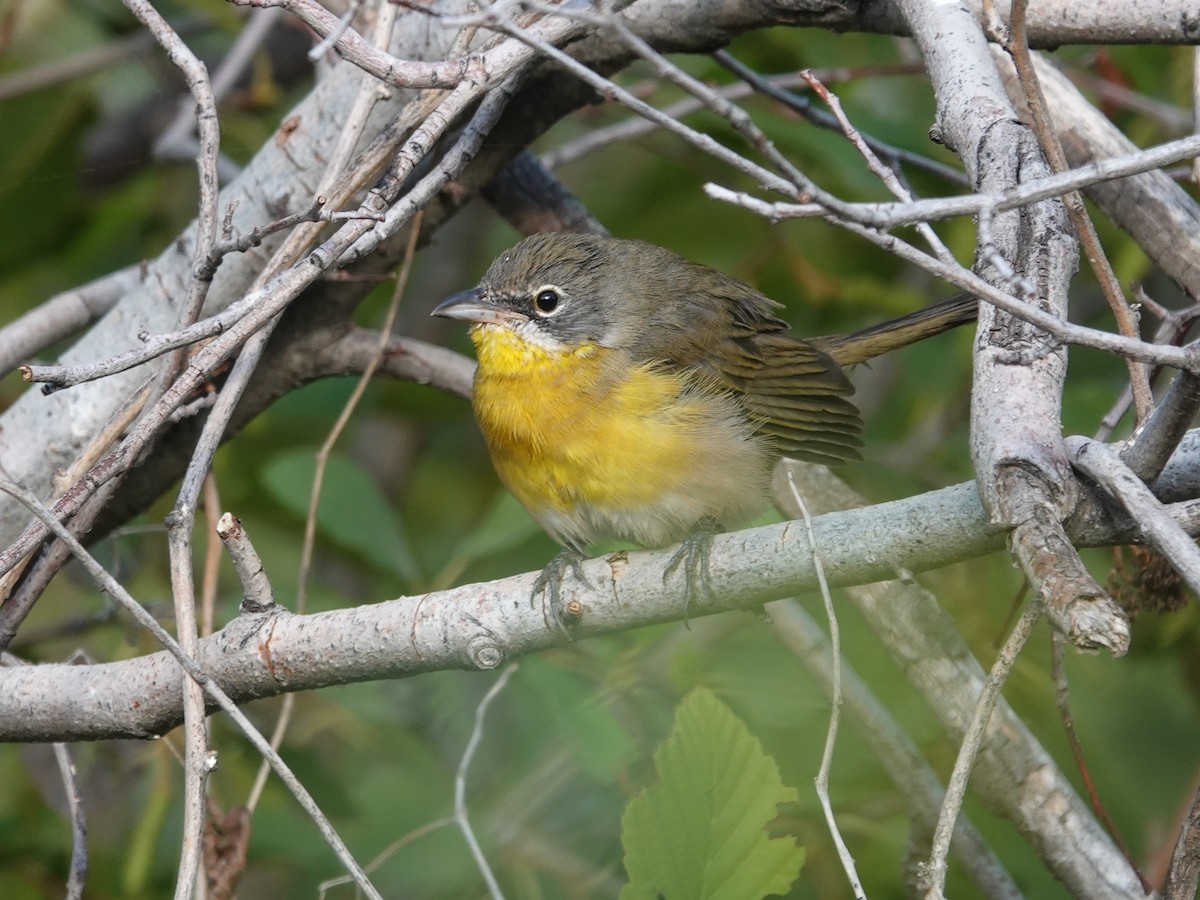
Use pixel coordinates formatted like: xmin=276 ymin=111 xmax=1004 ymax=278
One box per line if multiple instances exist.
xmin=533 ymin=547 xmax=592 ymax=634
xmin=663 ymin=518 xmax=721 ymax=622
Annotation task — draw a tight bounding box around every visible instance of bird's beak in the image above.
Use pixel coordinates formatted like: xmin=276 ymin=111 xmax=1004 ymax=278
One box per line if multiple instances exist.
xmin=431 ymin=288 xmax=526 ymax=325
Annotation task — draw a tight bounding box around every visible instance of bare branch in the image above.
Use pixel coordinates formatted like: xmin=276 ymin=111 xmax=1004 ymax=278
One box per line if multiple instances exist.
xmin=1 ymin=654 xmax=89 ymax=899
xmin=455 ymin=666 xmax=518 ymax=900
xmin=920 ymin=601 xmax=1041 ymax=898
xmin=785 ymin=471 xmax=866 ymax=898
xmin=1164 ymin=783 xmax=1200 ymax=900
xmin=704 ymin=131 xmax=1200 ymax=231
xmin=1068 ymin=436 xmax=1200 ymax=599
xmin=775 ymin=462 xmax=1144 ymax=899
xmin=799 ymin=70 xmax=955 ymax=264
xmin=0 ymin=266 xmax=138 ymax=377
xmin=1004 ymin=3 xmax=1153 ymax=422
xmin=766 ymin=604 xmax=1023 ymax=900
xmin=6 ymin=461 xmax=1200 ymax=742
xmin=1122 ymin=366 xmax=1200 ymax=482
xmin=216 ymin=513 xmax=275 ymax=613
xmin=0 ymin=479 xmax=383 ymax=900
xmin=1015 ymin=56 xmax=1200 ymax=300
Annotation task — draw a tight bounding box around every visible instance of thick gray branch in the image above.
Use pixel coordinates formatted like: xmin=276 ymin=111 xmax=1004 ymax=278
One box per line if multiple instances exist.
xmin=5 ymin=453 xmax=1200 ymax=744
xmin=1012 ymin=55 xmax=1200 ymax=297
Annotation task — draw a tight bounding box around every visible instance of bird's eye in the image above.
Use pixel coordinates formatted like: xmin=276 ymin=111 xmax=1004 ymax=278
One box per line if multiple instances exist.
xmin=533 ymin=287 xmax=561 ymax=315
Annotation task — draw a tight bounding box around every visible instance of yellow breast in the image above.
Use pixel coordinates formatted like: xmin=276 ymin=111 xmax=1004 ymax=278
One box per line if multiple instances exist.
xmin=469 ymin=324 xmax=773 ymax=550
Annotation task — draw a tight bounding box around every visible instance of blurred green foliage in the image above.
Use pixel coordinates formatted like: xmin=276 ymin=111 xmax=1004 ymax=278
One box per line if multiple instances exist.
xmin=1 ymin=3 xmax=1198 ymax=898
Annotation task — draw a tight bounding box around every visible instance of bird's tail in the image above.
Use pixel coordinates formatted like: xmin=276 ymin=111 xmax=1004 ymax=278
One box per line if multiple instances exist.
xmin=814 ymin=293 xmax=978 ymax=366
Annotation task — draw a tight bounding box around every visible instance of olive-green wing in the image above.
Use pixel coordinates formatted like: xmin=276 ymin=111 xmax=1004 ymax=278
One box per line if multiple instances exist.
xmin=629 ymin=267 xmax=863 ymax=465
xmin=714 ymin=331 xmax=862 ymax=464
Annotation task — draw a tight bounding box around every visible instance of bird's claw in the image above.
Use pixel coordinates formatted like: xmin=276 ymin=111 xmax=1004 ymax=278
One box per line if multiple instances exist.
xmin=663 ymin=520 xmax=720 ymax=622
xmin=533 ymin=548 xmax=591 ymax=635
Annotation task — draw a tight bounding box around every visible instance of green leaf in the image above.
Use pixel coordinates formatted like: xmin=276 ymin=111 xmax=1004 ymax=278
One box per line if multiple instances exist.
xmin=620 ymin=688 xmax=805 ymax=900
xmin=261 ymin=449 xmax=419 ymax=583
xmin=431 ymin=489 xmax=543 ymax=589
xmin=521 ymin=657 xmax=638 ymax=780
xmin=453 ymin=489 xmax=543 ymax=562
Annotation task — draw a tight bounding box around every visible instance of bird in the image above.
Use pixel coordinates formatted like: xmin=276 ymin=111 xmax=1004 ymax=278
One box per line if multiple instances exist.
xmin=433 ymin=232 xmax=975 ymax=607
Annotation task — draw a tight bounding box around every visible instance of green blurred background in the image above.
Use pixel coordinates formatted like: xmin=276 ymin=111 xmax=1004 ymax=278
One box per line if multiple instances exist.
xmin=0 ymin=1 xmax=1198 ymax=897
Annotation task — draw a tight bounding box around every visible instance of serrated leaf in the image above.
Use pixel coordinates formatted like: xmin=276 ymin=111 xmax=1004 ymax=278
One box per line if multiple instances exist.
xmin=261 ymin=449 xmax=419 ymax=582
xmin=620 ymin=688 xmax=804 ymax=900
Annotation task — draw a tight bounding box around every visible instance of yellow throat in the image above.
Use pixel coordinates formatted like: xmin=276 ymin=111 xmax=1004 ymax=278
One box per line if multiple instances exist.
xmin=469 ymin=323 xmax=773 ymax=552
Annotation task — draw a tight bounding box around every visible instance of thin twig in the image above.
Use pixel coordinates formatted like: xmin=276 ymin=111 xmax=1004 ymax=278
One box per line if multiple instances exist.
xmin=766 ymin=603 xmax=1022 ymax=899
xmin=1096 ymin=289 xmax=1200 ymax=444
xmin=86 ymin=15 xmax=219 ymax=892
xmin=0 ymin=479 xmax=383 ymax=900
xmin=22 ymin=287 xmax=268 ymax=393
xmin=123 ymin=0 xmax=221 ymax=348
xmin=225 ymin=0 xmax=584 ymax=90
xmin=215 ymin=513 xmax=275 ymax=612
xmin=597 ymin=11 xmax=821 ymax=197
xmin=54 ymin=739 xmax=88 ymax=900
xmin=710 ymin=189 xmax=1200 ymax=375
xmin=200 ymin=197 xmax=334 ymax=281
xmin=318 ymin=816 xmax=457 ymax=898
xmin=1049 ymin=636 xmax=1149 ymax=892
xmin=0 ymin=265 xmax=138 ymax=377
xmin=456 ymin=666 xmax=519 ymax=900
xmin=19 ymin=201 xmax=376 ymax=393
xmin=920 ymin=601 xmax=1042 ymax=899
xmin=704 ymin=130 xmax=1200 ymax=230
xmin=712 ymin=52 xmax=967 ymax=185
xmin=1067 ymin=70 xmax=1192 ymax=134
xmin=1122 ymin=362 xmax=1200 ymax=482
xmin=154 ymin=7 xmax=284 ymax=179
xmin=0 ymin=475 xmax=130 ymax=652
xmin=800 ymin=70 xmax=955 ymax=265
xmin=308 ymin=0 xmax=361 ymax=61
xmin=544 ymin=62 xmax=963 ymax=186
xmin=0 ymin=28 xmax=177 ymax=102
xmin=973 ymin=207 xmax=1036 ymax=300
xmin=339 ymin=74 xmax=521 ymax=264
xmin=2 ymin=654 xmax=90 ymax=898
xmin=166 ymin=505 xmax=214 ymax=900
xmin=786 ymin=470 xmax=866 ymax=898
xmin=299 ymin=214 xmax=420 ymax=613
xmin=476 ymin=7 xmax=803 ymax=203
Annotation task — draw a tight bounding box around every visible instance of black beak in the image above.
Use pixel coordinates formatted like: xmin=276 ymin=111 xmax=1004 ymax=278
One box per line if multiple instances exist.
xmin=431 ymin=288 xmax=526 ymax=325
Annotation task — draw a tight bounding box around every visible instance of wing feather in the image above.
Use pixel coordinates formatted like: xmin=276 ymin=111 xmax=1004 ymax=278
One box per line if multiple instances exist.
xmin=622 ymin=260 xmax=863 ymax=464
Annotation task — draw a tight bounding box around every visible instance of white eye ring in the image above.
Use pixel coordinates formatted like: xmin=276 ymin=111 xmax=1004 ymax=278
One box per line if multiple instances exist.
xmin=532 ymin=285 xmax=563 ymax=316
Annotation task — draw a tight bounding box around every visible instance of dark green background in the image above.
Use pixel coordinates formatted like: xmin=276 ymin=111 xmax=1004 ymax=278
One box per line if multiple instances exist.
xmin=0 ymin=4 xmax=1196 ymax=897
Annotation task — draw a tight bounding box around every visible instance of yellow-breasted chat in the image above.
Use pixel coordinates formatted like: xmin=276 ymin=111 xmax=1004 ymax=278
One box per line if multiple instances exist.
xmin=433 ymin=232 xmax=976 ymax=606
